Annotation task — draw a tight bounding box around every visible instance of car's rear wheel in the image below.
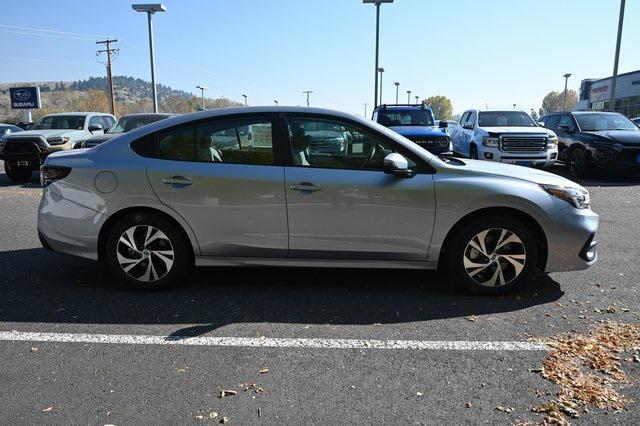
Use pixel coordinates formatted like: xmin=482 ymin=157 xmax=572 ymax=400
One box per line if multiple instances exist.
xmin=446 ymin=215 xmax=538 ymax=295
xmin=470 ymin=144 xmax=478 ymax=160
xmin=106 ymin=213 xmax=192 ymax=290
xmin=4 ymin=163 xmax=32 ymax=182
xmin=567 ymin=147 xmax=591 ymax=178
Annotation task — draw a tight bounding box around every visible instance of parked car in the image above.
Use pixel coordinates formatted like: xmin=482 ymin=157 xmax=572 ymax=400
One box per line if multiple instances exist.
xmin=13 ymin=121 xmax=34 ymax=130
xmin=632 ymin=117 xmax=640 ymax=126
xmin=539 ymin=111 xmax=640 ymax=177
xmin=438 ymin=120 xmax=459 ymax=136
xmin=38 ymin=107 xmax=598 ymax=295
xmin=372 ymin=104 xmax=452 ymax=155
xmin=73 ymin=113 xmax=176 ymax=149
xmin=452 ymin=109 xmax=558 ymax=168
xmin=0 ymin=123 xmax=24 ymax=159
xmin=2 ymin=112 xmax=115 ymax=182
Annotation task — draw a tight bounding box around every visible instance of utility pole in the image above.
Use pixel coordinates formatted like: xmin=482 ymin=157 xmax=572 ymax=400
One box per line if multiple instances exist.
xmin=303 ymin=90 xmax=313 ymax=107
xmin=96 ymin=38 xmax=119 ymax=115
xmin=196 ymin=85 xmax=208 ymax=110
xmin=415 ymin=95 xmax=419 ymax=104
xmin=609 ymin=0 xmax=626 ymax=112
xmin=407 ymin=90 xmax=411 ymax=104
xmin=363 ymin=102 xmax=369 ymax=117
xmin=394 ymin=82 xmax=399 ymax=104
xmin=242 ymin=94 xmax=247 ymax=106
xmin=363 ymin=0 xmax=394 ymax=108
xmin=562 ymin=73 xmax=571 ymax=111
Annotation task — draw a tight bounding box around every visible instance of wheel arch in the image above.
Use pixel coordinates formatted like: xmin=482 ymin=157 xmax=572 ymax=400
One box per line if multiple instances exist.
xmin=438 ymin=206 xmax=548 ymax=271
xmin=97 ymin=206 xmax=197 ymax=262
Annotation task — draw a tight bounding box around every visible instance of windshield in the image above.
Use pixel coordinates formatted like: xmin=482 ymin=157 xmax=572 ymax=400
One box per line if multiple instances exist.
xmin=33 ymin=115 xmax=85 ymax=130
xmin=478 ymin=111 xmax=536 ymax=127
xmin=575 ymin=113 xmax=639 ymax=132
xmin=378 ymin=109 xmax=435 ymax=127
xmin=108 ymin=115 xmax=168 ymax=134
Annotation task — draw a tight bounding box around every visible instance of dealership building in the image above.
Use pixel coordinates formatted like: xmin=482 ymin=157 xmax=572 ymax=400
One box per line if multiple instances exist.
xmin=575 ymin=69 xmax=640 ymax=118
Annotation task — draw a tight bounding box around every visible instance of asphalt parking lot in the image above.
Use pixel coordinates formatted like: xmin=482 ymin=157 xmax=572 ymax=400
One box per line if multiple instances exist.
xmin=1 ymin=160 xmax=639 ymax=424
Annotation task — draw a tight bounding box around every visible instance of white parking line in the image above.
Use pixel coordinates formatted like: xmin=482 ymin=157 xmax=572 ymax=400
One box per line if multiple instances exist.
xmin=0 ymin=331 xmax=549 ymax=351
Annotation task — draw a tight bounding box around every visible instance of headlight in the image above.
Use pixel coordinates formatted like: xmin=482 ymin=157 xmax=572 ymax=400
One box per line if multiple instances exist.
xmin=547 ymin=134 xmax=558 ymax=147
xmin=542 ymin=184 xmax=590 ymax=209
xmin=46 ymin=136 xmax=70 ymax=146
xmin=482 ymin=137 xmax=499 ymax=147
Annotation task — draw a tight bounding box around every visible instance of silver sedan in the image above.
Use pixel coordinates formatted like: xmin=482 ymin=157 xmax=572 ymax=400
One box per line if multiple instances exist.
xmin=37 ymin=107 xmax=598 ymax=295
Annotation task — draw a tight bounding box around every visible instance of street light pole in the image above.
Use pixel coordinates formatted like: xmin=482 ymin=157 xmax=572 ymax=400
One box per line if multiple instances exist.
xmin=132 ymin=4 xmax=166 ymax=113
xmin=407 ymin=90 xmax=411 ymax=104
xmin=196 ymin=85 xmax=207 ymax=110
xmin=609 ymin=0 xmax=626 ymax=112
xmin=378 ymin=67 xmax=384 ymax=105
xmin=363 ymin=102 xmax=369 ymax=117
xmin=394 ymin=82 xmax=399 ymax=104
xmin=242 ymin=94 xmax=247 ymax=106
xmin=274 ymin=100 xmax=278 ymax=106
xmin=562 ymin=73 xmax=572 ymax=111
xmin=363 ymin=0 xmax=394 ymax=108
xmin=415 ymin=95 xmax=419 ymax=104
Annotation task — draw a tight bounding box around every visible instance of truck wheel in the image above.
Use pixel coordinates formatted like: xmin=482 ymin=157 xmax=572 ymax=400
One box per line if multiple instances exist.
xmin=470 ymin=145 xmax=478 ymax=159
xmin=446 ymin=215 xmax=538 ymax=295
xmin=4 ymin=163 xmax=32 ymax=182
xmin=567 ymin=147 xmax=591 ymax=178
xmin=106 ymin=213 xmax=193 ymax=290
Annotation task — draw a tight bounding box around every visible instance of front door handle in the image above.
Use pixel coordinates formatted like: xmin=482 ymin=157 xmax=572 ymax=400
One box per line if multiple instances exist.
xmin=161 ymin=176 xmax=193 ymax=186
xmin=290 ymin=182 xmax=322 ymax=192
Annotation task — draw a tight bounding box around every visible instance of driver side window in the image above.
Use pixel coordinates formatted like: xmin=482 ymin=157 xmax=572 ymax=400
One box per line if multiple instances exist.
xmin=286 ymin=117 xmax=417 ymax=171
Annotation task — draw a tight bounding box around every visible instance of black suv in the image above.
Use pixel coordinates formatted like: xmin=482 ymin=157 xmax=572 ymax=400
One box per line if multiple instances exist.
xmin=539 ymin=111 xmax=640 ymax=177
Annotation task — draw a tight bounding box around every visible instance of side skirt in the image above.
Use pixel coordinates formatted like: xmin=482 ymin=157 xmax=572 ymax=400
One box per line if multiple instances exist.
xmin=195 ymin=256 xmax=437 ymax=270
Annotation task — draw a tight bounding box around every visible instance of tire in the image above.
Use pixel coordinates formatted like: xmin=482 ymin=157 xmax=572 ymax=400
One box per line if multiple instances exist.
xmin=567 ymin=147 xmax=591 ymax=178
xmin=446 ymin=215 xmax=538 ymax=295
xmin=470 ymin=144 xmax=478 ymax=160
xmin=4 ymin=163 xmax=32 ymax=182
xmin=105 ymin=213 xmax=192 ymax=290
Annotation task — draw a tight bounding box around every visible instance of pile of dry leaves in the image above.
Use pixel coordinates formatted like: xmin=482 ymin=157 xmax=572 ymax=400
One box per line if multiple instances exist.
xmin=532 ymin=321 xmax=640 ymax=425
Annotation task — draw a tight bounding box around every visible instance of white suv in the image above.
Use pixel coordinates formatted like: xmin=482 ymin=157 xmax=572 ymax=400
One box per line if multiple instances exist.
xmin=452 ymin=109 xmax=558 ymax=168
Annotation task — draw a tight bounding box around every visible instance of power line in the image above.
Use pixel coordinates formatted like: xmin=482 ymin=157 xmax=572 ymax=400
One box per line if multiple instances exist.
xmin=0 ymin=55 xmax=96 ymax=65
xmin=0 ymin=29 xmax=98 ymax=41
xmin=0 ymin=24 xmax=109 ymax=38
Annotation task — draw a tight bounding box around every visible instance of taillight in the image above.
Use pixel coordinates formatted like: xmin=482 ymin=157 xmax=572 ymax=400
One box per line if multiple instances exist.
xmin=40 ymin=165 xmax=71 ymax=187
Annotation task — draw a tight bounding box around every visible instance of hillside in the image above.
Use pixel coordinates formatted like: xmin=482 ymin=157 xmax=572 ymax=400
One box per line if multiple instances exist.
xmin=0 ymin=76 xmax=241 ymax=121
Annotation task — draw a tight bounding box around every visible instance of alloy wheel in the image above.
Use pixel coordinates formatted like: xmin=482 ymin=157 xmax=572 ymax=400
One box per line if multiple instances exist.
xmin=116 ymin=225 xmax=174 ymax=282
xmin=463 ymin=228 xmax=526 ymax=287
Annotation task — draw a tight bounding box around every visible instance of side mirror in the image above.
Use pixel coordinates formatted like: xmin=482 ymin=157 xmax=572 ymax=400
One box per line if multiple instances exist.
xmin=383 ymin=153 xmax=414 ymax=178
xmin=537 ymin=121 xmax=545 ymax=127
xmin=463 ymin=123 xmax=473 ymax=130
xmin=557 ymin=125 xmax=573 ymax=134
xmin=439 ymin=120 xmax=449 ymax=129
xmin=88 ymin=123 xmax=103 ymax=132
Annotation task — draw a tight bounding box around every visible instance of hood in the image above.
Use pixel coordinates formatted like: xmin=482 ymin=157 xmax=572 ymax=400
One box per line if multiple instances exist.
xmin=481 ymin=126 xmax=552 ymax=135
xmin=85 ymin=133 xmax=118 ymax=143
xmin=7 ymin=129 xmax=86 ymax=139
xmin=582 ymin=129 xmax=640 ymax=145
xmin=461 ymin=158 xmax=582 ymax=188
xmin=388 ymin=126 xmax=447 ymax=138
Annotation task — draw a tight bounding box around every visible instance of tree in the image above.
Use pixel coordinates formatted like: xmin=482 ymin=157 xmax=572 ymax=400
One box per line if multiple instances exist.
xmin=530 ymin=109 xmax=538 ymax=120
xmin=72 ymin=89 xmax=110 ymax=112
xmin=424 ymin=95 xmax=453 ymax=120
xmin=540 ymin=90 xmax=577 ymax=115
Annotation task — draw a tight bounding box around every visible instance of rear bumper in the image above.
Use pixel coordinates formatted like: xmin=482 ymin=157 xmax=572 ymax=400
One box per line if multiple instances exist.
xmin=37 ymin=188 xmax=107 ymax=260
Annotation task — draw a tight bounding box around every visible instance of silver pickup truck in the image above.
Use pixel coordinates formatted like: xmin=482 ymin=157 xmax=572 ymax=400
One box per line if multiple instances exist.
xmin=1 ymin=112 xmax=115 ymax=181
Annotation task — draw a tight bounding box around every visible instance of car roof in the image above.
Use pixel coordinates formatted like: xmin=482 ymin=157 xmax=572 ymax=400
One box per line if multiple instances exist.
xmin=119 ymin=113 xmax=177 ymax=118
xmin=374 ymin=104 xmax=432 ymax=110
xmin=41 ymin=112 xmax=113 ymax=117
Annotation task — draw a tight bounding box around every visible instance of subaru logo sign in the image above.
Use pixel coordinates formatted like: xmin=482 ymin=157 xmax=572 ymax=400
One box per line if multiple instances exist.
xmin=10 ymin=86 xmax=41 ymax=109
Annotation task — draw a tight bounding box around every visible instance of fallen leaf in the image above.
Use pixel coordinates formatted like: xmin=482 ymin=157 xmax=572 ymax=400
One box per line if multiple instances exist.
xmin=30 ymin=347 xmax=38 ymax=352
xmin=209 ymin=411 xmax=218 ymax=419
xmin=41 ymin=407 xmax=53 ymax=412
xmin=495 ymin=405 xmax=514 ymax=413
xmin=416 ymin=392 xmax=423 ymax=396
xmin=259 ymin=368 xmax=269 ymax=374
xmin=465 ymin=315 xmax=478 ymax=322
xmin=465 ymin=402 xmax=472 ymax=408
xmin=194 ymin=414 xmax=205 ymax=421
xmin=219 ymin=390 xmax=237 ymax=398
xmin=220 ymin=416 xmax=230 ymax=424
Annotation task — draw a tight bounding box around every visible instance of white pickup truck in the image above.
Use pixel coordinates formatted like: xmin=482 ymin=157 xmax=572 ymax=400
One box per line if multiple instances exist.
xmin=1 ymin=112 xmax=115 ymax=181
xmin=451 ymin=109 xmax=558 ymax=168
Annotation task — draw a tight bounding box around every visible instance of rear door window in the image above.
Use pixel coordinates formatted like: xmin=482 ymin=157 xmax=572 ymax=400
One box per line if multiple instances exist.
xmin=158 ymin=127 xmax=195 ymax=161
xmin=544 ymin=115 xmax=561 ymax=131
xmin=195 ymin=118 xmax=274 ymax=165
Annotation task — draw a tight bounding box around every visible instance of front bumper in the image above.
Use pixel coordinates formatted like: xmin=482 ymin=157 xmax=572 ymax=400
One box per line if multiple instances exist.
xmin=544 ymin=206 xmax=599 ymax=273
xmin=591 ymin=146 xmax=640 ymax=175
xmin=37 ymin=188 xmax=107 ymax=260
xmin=478 ymin=146 xmax=557 ymax=168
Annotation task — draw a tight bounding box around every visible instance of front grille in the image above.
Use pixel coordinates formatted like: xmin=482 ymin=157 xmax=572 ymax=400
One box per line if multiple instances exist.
xmin=3 ymin=140 xmax=48 ymax=163
xmin=501 ymin=136 xmax=547 ymax=152
xmin=409 ymin=136 xmax=450 ymax=148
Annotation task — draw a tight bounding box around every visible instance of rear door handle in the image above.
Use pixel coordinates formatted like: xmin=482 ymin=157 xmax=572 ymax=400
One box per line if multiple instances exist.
xmin=161 ymin=176 xmax=193 ymax=186
xmin=290 ymin=182 xmax=322 ymax=192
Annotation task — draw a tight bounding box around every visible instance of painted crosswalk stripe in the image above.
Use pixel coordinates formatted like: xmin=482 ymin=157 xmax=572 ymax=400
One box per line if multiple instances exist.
xmin=0 ymin=331 xmax=549 ymax=351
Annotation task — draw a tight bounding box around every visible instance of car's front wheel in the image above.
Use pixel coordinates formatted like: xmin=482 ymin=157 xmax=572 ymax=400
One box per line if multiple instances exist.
xmin=4 ymin=163 xmax=32 ymax=182
xmin=567 ymin=147 xmax=591 ymax=178
xmin=106 ymin=213 xmax=192 ymax=290
xmin=446 ymin=215 xmax=538 ymax=295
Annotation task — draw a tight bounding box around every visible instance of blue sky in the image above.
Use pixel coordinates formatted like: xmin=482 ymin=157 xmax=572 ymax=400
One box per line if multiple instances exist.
xmin=0 ymin=0 xmax=638 ymax=116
